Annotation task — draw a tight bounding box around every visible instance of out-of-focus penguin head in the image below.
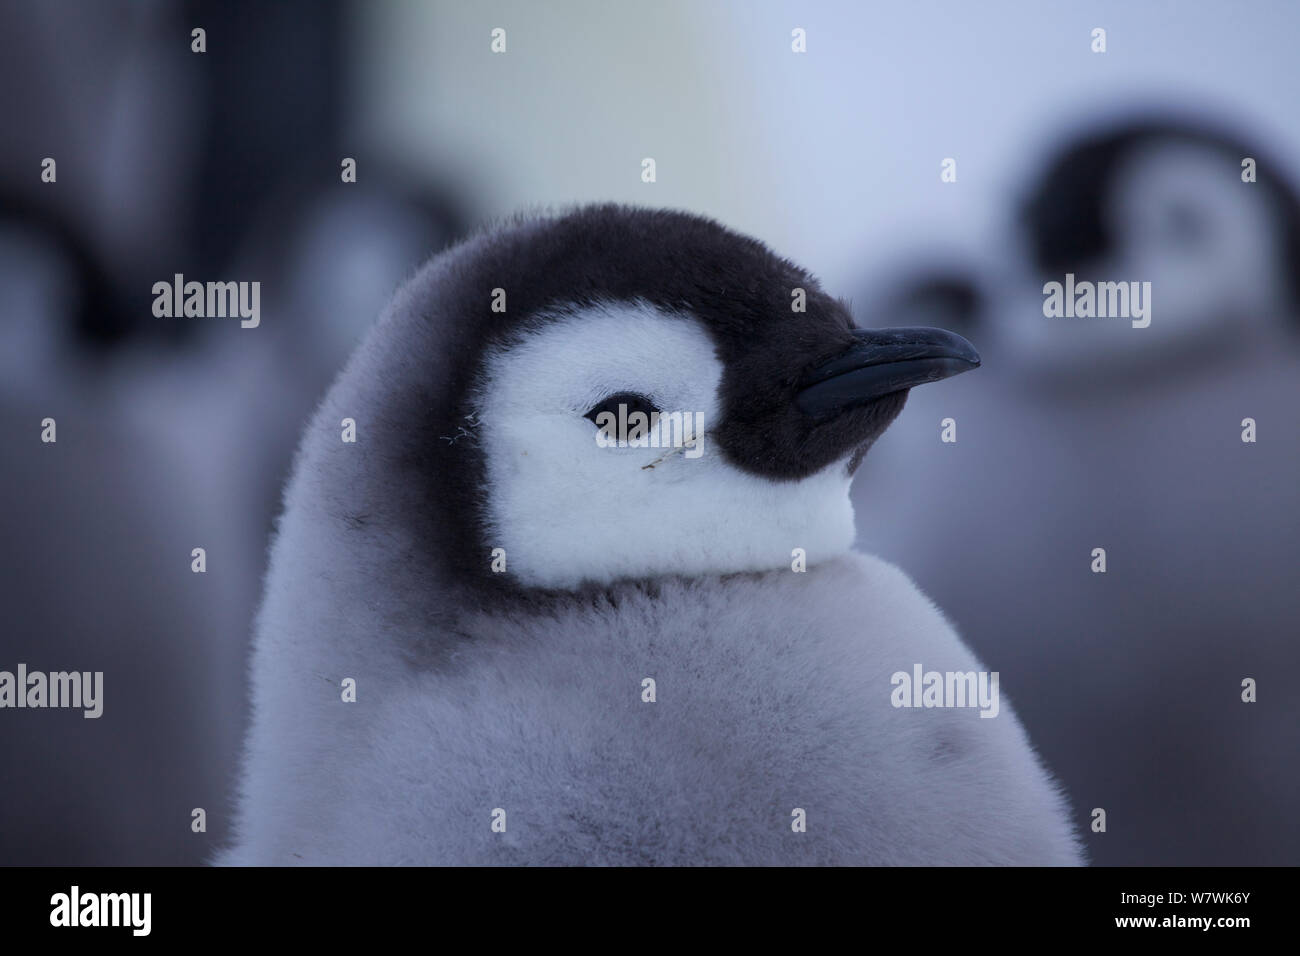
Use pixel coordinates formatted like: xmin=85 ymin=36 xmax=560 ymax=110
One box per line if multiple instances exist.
xmin=1008 ymin=114 xmax=1300 ymax=383
xmin=451 ymin=206 xmax=978 ymax=589
xmin=1105 ymin=139 xmax=1291 ymax=329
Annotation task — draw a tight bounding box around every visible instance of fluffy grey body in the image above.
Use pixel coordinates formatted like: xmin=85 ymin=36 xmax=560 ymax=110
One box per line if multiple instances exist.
xmin=224 ymin=553 xmax=1079 ymax=865
xmin=219 ymin=205 xmax=1082 ymax=865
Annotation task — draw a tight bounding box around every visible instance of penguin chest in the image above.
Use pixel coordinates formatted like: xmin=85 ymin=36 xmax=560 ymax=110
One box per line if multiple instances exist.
xmin=328 ymin=555 xmax=1077 ymax=865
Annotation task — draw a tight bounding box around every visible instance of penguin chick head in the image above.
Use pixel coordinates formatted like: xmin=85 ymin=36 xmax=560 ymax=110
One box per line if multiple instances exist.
xmin=437 ymin=205 xmax=979 ymax=591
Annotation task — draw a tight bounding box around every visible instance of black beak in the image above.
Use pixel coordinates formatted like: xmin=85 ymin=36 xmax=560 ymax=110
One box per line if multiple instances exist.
xmin=795 ymin=327 xmax=980 ymax=419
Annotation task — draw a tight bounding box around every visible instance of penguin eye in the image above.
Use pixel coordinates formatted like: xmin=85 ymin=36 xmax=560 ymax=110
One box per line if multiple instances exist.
xmin=584 ymin=391 xmax=661 ymax=431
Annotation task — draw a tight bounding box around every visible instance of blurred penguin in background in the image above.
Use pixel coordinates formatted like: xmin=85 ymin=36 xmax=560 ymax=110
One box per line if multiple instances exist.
xmin=0 ymin=0 xmax=471 ymax=863
xmin=1009 ymin=114 xmax=1300 ymax=384
xmin=0 ymin=194 xmax=244 ymax=864
xmin=850 ymin=109 xmax=1300 ymax=866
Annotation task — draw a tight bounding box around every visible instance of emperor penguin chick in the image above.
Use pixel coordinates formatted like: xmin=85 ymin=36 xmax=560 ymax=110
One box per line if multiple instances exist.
xmin=220 ymin=204 xmax=1083 ymax=866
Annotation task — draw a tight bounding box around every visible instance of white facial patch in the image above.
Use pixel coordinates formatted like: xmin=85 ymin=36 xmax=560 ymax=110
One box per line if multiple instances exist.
xmin=1109 ymin=140 xmax=1288 ymax=334
xmin=471 ymin=301 xmax=857 ymax=589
